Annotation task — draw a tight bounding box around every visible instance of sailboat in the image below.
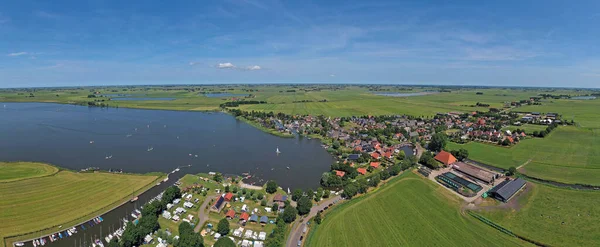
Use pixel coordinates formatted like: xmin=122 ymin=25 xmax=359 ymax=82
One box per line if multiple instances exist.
xmin=147 ymin=146 xmax=153 ymax=152
xmin=287 ymin=188 xmax=291 ymax=194
xmin=276 ymin=147 xmax=281 ymax=154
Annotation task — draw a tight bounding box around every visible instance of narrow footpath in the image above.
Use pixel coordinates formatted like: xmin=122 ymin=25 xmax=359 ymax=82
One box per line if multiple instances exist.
xmin=285 ymin=195 xmax=342 ymax=247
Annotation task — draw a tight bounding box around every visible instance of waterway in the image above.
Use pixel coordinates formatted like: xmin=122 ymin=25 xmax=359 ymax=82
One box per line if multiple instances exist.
xmin=0 ymin=103 xmax=334 ymax=189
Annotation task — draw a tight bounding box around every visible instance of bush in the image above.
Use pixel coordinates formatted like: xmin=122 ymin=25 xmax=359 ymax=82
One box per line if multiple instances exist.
xmin=217 ymin=218 xmax=230 ymax=235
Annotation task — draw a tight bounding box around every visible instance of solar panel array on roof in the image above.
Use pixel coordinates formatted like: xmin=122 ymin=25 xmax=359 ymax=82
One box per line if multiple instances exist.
xmin=213 ymin=196 xmax=225 ymax=209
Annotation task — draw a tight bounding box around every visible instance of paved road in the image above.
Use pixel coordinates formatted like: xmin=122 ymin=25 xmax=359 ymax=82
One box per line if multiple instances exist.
xmin=286 ymin=195 xmax=342 ymax=247
xmin=194 ymin=195 xmax=217 ymax=232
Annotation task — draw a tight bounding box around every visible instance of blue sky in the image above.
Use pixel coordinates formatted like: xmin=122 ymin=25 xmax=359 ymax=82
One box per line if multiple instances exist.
xmin=1 ymin=0 xmax=600 ymax=88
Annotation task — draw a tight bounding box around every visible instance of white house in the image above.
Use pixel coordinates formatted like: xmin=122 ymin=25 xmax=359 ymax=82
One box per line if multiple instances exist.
xmin=162 ymin=211 xmax=172 ymax=219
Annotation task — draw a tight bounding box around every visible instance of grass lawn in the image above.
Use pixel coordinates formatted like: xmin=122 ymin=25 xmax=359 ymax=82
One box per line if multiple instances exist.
xmin=306 ymin=172 xmax=528 ymax=247
xmin=0 ymin=162 xmax=59 ymax=182
xmin=0 ymin=163 xmax=160 ymax=247
xmin=501 ymin=124 xmax=549 ymax=135
xmin=447 ymin=126 xmax=600 ymax=186
xmin=477 ymin=183 xmax=600 ymax=246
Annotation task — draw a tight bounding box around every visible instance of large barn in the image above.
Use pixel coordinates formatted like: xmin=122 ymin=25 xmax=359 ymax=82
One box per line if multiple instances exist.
xmin=452 ymin=162 xmax=496 ymax=184
xmin=488 ymin=178 xmax=527 ymax=202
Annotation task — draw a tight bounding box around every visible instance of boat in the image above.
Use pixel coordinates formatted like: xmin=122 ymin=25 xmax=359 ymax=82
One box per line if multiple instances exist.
xmin=287 ymin=188 xmax=291 ymax=194
xmin=163 ymin=177 xmax=169 ymax=182
xmin=130 ymin=196 xmax=138 ymax=203
xmin=14 ymin=242 xmax=23 ymax=246
xmin=58 ymin=232 xmax=63 ymax=238
xmin=286 ymin=166 xmax=290 ymax=170
xmin=90 ymin=141 xmax=94 ymax=144
xmin=131 ymin=213 xmax=138 ymax=219
xmin=147 ymin=146 xmax=153 ymax=151
xmin=98 ymin=217 xmax=103 ymax=222
xmin=175 ymin=168 xmax=180 ymax=172
xmin=81 ymin=224 xmax=86 ymax=230
xmin=134 ymin=209 xmax=141 ymax=215
xmin=276 ymin=147 xmax=281 ymax=154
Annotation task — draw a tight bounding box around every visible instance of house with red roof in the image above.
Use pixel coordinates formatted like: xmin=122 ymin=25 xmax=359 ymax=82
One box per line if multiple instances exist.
xmin=383 ymin=151 xmax=393 ymax=159
xmin=434 ymin=150 xmax=457 ymax=166
xmin=335 ymin=170 xmax=346 ymax=177
xmin=224 ymin=192 xmax=233 ymax=201
xmin=225 ymin=209 xmax=236 ymax=219
xmin=240 ymin=212 xmax=250 ymax=222
xmin=370 ymin=162 xmax=380 ymax=169
xmin=370 ymin=152 xmax=380 ymax=159
xmin=357 ymin=168 xmax=367 ymax=175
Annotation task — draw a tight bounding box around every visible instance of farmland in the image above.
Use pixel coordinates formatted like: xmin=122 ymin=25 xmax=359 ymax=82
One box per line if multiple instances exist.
xmin=477 ymin=183 xmax=600 ymax=246
xmin=516 ymin=99 xmax=600 ymax=129
xmin=306 ymin=172 xmax=528 ymax=247
xmin=0 ymin=163 xmax=160 ymax=247
xmin=447 ymin=126 xmax=600 ymax=186
xmin=0 ymin=162 xmax=58 ymax=182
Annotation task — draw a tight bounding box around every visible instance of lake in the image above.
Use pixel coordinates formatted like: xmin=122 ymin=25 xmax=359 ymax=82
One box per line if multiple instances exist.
xmin=0 ymin=103 xmax=334 ymax=190
xmin=203 ymin=93 xmax=249 ymax=98
xmin=372 ymin=92 xmax=438 ymax=97
xmin=571 ymin=96 xmax=596 ymax=100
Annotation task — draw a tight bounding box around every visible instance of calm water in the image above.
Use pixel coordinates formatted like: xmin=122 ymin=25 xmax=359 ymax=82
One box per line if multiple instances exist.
xmin=0 ymin=103 xmax=334 ymax=189
xmin=373 ymin=92 xmax=438 ymax=97
xmin=203 ymin=93 xmax=249 ymax=98
xmin=571 ymin=96 xmax=596 ymax=100
xmin=110 ymin=97 xmax=175 ymax=101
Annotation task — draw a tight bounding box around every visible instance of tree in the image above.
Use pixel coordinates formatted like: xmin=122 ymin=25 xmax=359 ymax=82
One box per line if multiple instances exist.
xmin=292 ymin=189 xmax=303 ymax=201
xmin=390 ymin=164 xmax=402 ymax=176
xmin=266 ymin=180 xmax=278 ymax=194
xmin=271 ymin=203 xmax=279 ymax=212
xmin=419 ymin=152 xmax=439 ymax=169
xmin=380 ymin=170 xmax=391 ymax=180
xmin=214 ymin=237 xmax=236 ymax=247
xmin=138 ymin=214 xmax=160 ymax=234
xmin=450 ymin=148 xmax=469 ymax=161
xmin=213 ymin=172 xmax=223 ymax=183
xmin=217 ymin=218 xmax=230 ymax=235
xmin=369 ymin=174 xmax=381 ymax=187
xmin=296 ymin=196 xmax=312 ymax=216
xmin=261 ymin=198 xmax=268 ymax=206
xmin=507 ymin=166 xmax=517 ymax=176
xmin=107 ymin=238 xmax=119 ymax=247
xmin=428 ymin=132 xmax=448 ymax=152
xmin=282 ymin=205 xmax=298 ymax=223
xmin=224 ymin=185 xmax=230 ymax=193
xmin=162 ymin=186 xmax=182 ymax=205
xmin=314 ymin=211 xmax=322 ymax=224
xmin=176 ymin=222 xmax=204 ymax=247
xmin=341 ymin=183 xmax=358 ymax=199
xmin=332 ymin=140 xmax=341 ymax=149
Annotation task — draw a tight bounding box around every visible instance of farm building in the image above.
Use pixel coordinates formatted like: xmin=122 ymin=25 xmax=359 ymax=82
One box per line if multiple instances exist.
xmin=488 ymin=178 xmax=527 ymax=202
xmin=434 ymin=151 xmax=457 ymax=166
xmin=452 ymin=162 xmax=496 ymax=184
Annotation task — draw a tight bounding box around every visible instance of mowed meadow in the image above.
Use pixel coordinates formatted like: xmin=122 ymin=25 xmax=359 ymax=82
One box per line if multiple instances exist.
xmin=0 ymin=162 xmax=159 ymax=246
xmin=306 ymin=172 xmax=528 ymax=247
xmin=0 ymin=162 xmax=58 ymax=182
xmin=447 ymin=126 xmax=600 ymax=186
xmin=477 ymin=183 xmax=600 ymax=247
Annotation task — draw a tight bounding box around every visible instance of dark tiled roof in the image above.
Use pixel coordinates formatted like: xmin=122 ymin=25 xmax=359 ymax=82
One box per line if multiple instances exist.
xmin=491 ymin=178 xmax=526 ymax=201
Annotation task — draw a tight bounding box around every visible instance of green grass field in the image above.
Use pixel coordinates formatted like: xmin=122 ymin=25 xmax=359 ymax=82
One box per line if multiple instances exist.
xmin=0 ymin=163 xmax=160 ymax=247
xmin=478 ymin=183 xmax=600 ymax=246
xmin=447 ymin=126 xmax=600 ymax=185
xmin=306 ymin=172 xmax=528 ymax=247
xmin=516 ymin=99 xmax=600 ymax=129
xmin=0 ymin=162 xmax=59 ymax=182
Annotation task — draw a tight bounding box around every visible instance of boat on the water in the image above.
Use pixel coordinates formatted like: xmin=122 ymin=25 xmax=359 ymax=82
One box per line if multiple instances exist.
xmin=276 ymin=147 xmax=281 ymax=154
xmin=130 ymin=196 xmax=138 ymax=203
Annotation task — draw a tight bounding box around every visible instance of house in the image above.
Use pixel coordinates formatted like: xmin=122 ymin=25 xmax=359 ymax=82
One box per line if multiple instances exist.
xmin=249 ymin=214 xmax=259 ymax=223
xmin=254 ymin=241 xmax=264 ymax=247
xmin=369 ymin=162 xmax=380 ymax=169
xmin=144 ymin=235 xmax=153 ymax=244
xmin=212 ymin=196 xmax=225 ymax=211
xmin=233 ymin=227 xmax=244 ymax=237
xmin=175 ymin=207 xmax=186 ymax=215
xmin=357 ymin=168 xmax=367 ymax=175
xmin=162 ymin=211 xmax=172 ymax=220
xmin=488 ymin=178 xmax=526 ymax=202
xmin=434 ymin=150 xmax=457 ymax=166
xmin=273 ymin=194 xmax=288 ymax=202
xmin=260 ymin=216 xmax=269 ymax=225
xmin=240 ymin=212 xmax=250 ymax=222
xmin=242 ymin=240 xmax=252 ymax=247
xmin=370 ymin=152 xmax=381 ymax=159
xmin=224 ymin=192 xmax=234 ymax=201
xmin=225 ymin=209 xmax=236 ymax=219
xmin=335 ymin=170 xmax=346 ymax=177
xmin=183 ymin=202 xmax=194 ymax=208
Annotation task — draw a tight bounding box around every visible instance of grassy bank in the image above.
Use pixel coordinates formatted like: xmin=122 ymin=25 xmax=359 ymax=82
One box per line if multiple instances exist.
xmin=235 ymin=116 xmax=295 ymax=138
xmin=306 ymin=172 xmax=527 ymax=247
xmin=0 ymin=162 xmax=161 ymax=247
xmin=0 ymin=162 xmax=59 ymax=182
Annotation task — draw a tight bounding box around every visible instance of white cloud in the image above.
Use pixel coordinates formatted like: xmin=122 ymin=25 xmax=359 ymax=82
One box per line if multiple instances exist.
xmin=189 ymin=61 xmax=201 ymax=66
xmin=246 ymin=65 xmax=261 ymax=70
xmin=218 ymin=62 xmax=236 ymax=69
xmin=330 ymin=74 xmax=336 ymax=77
xmin=7 ymin=52 xmax=28 ymax=57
